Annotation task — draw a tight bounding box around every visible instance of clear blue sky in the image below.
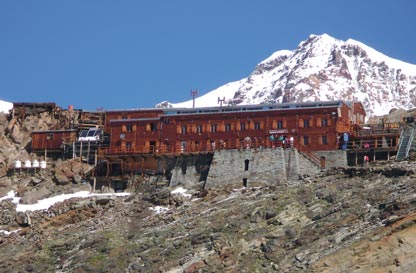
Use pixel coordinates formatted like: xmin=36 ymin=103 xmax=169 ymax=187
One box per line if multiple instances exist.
xmin=1 ymin=0 xmax=415 ymax=110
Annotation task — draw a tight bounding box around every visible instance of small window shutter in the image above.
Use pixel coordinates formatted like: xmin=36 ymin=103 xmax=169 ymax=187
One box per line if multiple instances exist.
xmin=298 ymin=119 xmax=304 ymax=128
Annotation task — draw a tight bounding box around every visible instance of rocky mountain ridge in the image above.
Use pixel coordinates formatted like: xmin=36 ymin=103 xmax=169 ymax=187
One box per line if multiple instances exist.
xmin=159 ymin=34 xmax=416 ymax=117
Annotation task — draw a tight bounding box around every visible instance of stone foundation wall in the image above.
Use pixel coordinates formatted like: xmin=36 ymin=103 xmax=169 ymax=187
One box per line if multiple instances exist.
xmin=167 ymin=148 xmax=341 ymax=188
xmin=168 ymin=154 xmax=213 ymax=187
xmin=206 ymin=148 xmax=288 ymax=187
xmin=315 ymin=150 xmax=348 ymax=169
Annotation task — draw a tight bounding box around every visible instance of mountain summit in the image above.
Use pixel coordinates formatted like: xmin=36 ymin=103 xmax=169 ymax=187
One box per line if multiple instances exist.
xmin=158 ymin=34 xmax=416 ymax=117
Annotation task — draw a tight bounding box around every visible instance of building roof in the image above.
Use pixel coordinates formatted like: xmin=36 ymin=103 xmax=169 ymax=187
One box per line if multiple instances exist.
xmin=161 ymin=100 xmax=347 ymax=116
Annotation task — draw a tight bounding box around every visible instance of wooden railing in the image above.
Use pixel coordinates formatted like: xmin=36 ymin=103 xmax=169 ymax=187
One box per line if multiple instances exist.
xmin=99 ymin=139 xmax=291 ymax=156
xmin=296 ymin=143 xmax=321 ymax=166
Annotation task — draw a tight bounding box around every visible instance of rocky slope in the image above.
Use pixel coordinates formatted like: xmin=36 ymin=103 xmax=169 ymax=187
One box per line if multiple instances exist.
xmin=1 ymin=160 xmax=416 ymax=272
xmin=159 ymin=34 xmax=416 ymax=117
xmin=0 ymin=110 xmax=79 ymax=181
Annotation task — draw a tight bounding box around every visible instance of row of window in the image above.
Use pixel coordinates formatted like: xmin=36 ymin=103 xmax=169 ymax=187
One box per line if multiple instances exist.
xmin=301 ymin=135 xmax=328 ymax=145
xmin=123 ymin=123 xmax=158 ymax=133
xmin=298 ymin=118 xmax=329 ymax=128
xmin=180 ymin=122 xmax=263 ymax=134
xmin=120 ymin=135 xmax=329 ymax=149
xmin=121 ymin=118 xmax=330 ymax=134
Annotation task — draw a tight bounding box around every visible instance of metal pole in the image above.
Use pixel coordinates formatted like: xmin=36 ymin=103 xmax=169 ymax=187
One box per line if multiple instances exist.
xmin=80 ymin=141 xmax=83 ymax=175
xmin=191 ymin=89 xmax=198 ymax=108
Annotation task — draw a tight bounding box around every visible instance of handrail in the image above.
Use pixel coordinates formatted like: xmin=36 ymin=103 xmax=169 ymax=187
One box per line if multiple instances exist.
xmin=296 ymin=143 xmax=321 ymax=166
xmin=406 ymin=128 xmax=415 ymax=157
xmin=396 ymin=127 xmax=415 ymax=161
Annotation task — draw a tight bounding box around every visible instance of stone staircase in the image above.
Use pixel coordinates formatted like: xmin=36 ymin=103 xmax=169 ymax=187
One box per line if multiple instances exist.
xmin=396 ymin=127 xmax=415 ymax=161
xmin=296 ymin=144 xmax=322 ymax=168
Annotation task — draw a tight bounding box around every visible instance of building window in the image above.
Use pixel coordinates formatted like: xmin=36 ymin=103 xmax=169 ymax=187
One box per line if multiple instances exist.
xmin=146 ymin=123 xmax=157 ymax=132
xmin=122 ymin=114 xmax=128 ymax=119
xmin=322 ymin=135 xmax=328 ymax=145
xmin=225 ymin=123 xmax=231 ymax=132
xmin=254 ymin=122 xmax=261 ymax=130
xmin=211 ymin=124 xmax=217 ymax=133
xmin=47 ymin=133 xmax=53 ymax=140
xmin=304 ymin=119 xmax=310 ymax=128
xmin=277 ymin=121 xmax=283 ymax=129
xmin=321 ymin=119 xmax=328 ymax=127
xmin=181 ymin=125 xmax=187 ymax=134
xmin=240 ymin=122 xmax=246 ymax=131
xmin=126 ymin=142 xmax=132 ymax=150
xmin=126 ymin=124 xmax=132 ymax=132
xmin=303 ymin=136 xmax=309 ymax=145
xmin=196 ymin=124 xmax=202 ymax=133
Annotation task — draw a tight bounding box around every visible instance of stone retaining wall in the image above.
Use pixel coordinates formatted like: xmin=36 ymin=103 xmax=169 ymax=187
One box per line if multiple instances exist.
xmin=206 ymin=148 xmax=288 ymax=187
xmin=168 ymin=148 xmax=348 ymax=188
xmin=315 ymin=150 xmax=348 ymax=169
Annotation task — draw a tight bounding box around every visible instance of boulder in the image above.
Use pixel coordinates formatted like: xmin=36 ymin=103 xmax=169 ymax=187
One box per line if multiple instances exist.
xmin=0 ymin=165 xmax=7 ymax=178
xmin=31 ymin=177 xmax=42 ymax=185
xmin=72 ymin=174 xmax=82 ymax=184
xmin=21 ymin=186 xmax=52 ymax=204
xmin=15 ymin=211 xmax=31 ymax=226
xmin=0 ymin=176 xmax=13 ymax=190
xmin=95 ymin=196 xmax=115 ymax=206
xmin=0 ymin=200 xmax=17 ymax=226
xmin=143 ymin=188 xmax=171 ymax=205
xmin=54 ymin=173 xmax=71 ymax=185
xmin=9 ymin=125 xmax=23 ymax=144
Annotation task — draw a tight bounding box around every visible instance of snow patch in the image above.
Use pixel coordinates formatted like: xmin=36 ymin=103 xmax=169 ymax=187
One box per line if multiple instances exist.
xmin=0 ymin=190 xmax=130 ymax=212
xmin=171 ymin=187 xmax=192 ymax=198
xmin=0 ymin=190 xmax=20 ymax=204
xmin=259 ymin=50 xmax=294 ymax=64
xmin=0 ymin=229 xmax=21 ymax=236
xmin=149 ymin=206 xmax=170 ymax=214
xmin=0 ymin=100 xmax=12 ymax=114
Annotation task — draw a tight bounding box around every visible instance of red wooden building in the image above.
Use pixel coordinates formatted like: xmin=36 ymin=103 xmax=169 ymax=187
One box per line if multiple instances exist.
xmin=101 ymin=100 xmax=366 ymax=156
xmin=31 ymin=129 xmax=78 ymax=152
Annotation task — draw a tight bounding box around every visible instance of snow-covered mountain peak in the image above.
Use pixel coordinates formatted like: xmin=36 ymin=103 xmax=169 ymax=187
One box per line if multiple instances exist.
xmin=157 ymin=34 xmax=416 ymax=117
xmin=346 ymin=38 xmax=416 ymax=74
xmin=259 ymin=50 xmax=293 ymax=65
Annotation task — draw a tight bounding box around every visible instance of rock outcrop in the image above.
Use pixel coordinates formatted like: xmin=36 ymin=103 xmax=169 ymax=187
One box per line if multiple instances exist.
xmin=0 ymin=161 xmax=415 ymax=272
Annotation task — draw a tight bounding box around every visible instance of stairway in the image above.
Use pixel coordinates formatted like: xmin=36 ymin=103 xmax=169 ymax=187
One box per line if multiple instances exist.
xmin=396 ymin=127 xmax=415 ymax=161
xmin=296 ymin=144 xmax=322 ymax=168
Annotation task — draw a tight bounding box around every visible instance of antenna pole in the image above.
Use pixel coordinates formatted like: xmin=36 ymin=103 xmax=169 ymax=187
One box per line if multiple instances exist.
xmin=218 ymin=97 xmax=225 ymax=111
xmin=191 ymin=89 xmax=198 ymax=108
